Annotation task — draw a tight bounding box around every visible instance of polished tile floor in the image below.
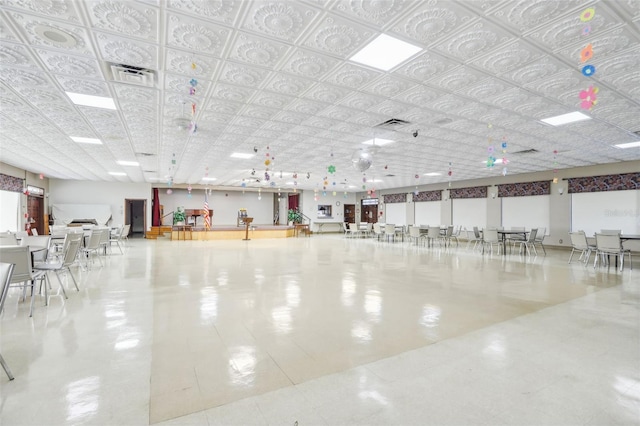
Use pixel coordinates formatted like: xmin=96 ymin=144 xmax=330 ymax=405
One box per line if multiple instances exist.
xmin=1 ymin=235 xmax=638 ymax=425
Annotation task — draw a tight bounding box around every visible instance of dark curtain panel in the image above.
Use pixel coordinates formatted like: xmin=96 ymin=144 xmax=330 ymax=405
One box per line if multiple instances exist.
xmin=288 ymin=193 xmax=299 ymax=211
xmin=152 ymin=187 xmax=161 ymax=226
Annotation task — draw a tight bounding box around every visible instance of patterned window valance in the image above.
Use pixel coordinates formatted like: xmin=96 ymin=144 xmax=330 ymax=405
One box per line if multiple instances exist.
xmin=450 ymin=186 xmax=487 ymax=199
xmin=414 ymin=190 xmax=442 ymax=202
xmin=568 ymin=172 xmax=640 ymax=193
xmin=383 ymin=193 xmax=407 ymax=203
xmin=0 ymin=173 xmax=24 ymax=192
xmin=498 ymin=181 xmax=550 ymax=197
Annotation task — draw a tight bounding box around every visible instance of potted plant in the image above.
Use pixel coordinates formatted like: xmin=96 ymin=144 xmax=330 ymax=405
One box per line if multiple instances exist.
xmin=174 ymin=206 xmax=186 ymax=225
xmin=287 ymin=209 xmax=302 ymax=225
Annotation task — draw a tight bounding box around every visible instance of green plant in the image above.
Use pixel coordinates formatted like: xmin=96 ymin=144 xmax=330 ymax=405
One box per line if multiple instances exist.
xmin=173 ymin=207 xmax=186 ymax=224
xmin=287 ymin=209 xmax=302 ymax=224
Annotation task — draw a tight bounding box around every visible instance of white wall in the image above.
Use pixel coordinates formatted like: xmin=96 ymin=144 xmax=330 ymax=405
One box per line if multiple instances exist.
xmin=49 ymin=180 xmax=152 ymax=230
xmin=0 ymin=190 xmax=20 ymax=232
xmin=302 ymin=190 xmax=357 ymax=231
xmin=452 ymin=198 xmax=488 ymax=231
xmin=502 ymin=195 xmax=550 ymax=234
xmin=414 ymin=201 xmax=442 ymax=226
xmin=158 ymin=188 xmax=275 ymax=226
xmin=385 ymin=203 xmax=407 ymax=225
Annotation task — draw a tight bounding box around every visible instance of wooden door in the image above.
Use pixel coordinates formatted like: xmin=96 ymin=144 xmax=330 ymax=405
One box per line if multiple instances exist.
xmin=361 ymin=204 xmax=378 ymax=223
xmin=27 ymin=195 xmax=43 ymax=235
xmin=343 ymin=204 xmax=355 ymax=224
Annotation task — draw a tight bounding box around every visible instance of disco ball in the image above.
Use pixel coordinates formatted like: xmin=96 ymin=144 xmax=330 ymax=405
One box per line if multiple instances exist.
xmin=351 ymin=148 xmax=374 ymax=172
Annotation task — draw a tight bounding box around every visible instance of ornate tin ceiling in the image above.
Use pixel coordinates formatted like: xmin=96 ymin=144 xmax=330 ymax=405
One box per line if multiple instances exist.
xmin=1 ymin=0 xmax=638 ymax=191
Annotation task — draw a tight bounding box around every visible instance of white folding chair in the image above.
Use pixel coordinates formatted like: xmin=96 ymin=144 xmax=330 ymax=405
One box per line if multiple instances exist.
xmin=482 ymin=228 xmax=502 ymax=255
xmin=0 ymin=234 xmax=18 ymax=245
xmin=534 ymin=227 xmax=547 ymax=255
xmin=0 ymin=245 xmax=46 ymax=317
xmin=594 ymin=233 xmax=632 ymax=271
xmin=517 ymin=228 xmax=538 ymax=256
xmin=568 ymin=232 xmax=596 ymax=265
xmin=34 ymin=232 xmax=83 ymax=298
xmin=0 ymin=262 xmax=16 ymax=380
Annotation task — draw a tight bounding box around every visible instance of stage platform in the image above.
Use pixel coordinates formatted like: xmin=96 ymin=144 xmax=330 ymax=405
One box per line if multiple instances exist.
xmin=170 ymin=224 xmax=296 ymax=240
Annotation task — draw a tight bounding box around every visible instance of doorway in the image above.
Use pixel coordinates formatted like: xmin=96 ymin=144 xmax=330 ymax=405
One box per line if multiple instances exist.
xmin=125 ymin=199 xmax=146 ymax=238
xmin=361 ymin=202 xmax=378 ymax=223
xmin=27 ymin=195 xmax=44 ymax=235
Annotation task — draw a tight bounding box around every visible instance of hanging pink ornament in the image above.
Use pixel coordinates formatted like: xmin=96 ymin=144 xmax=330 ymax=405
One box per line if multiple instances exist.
xmin=166 ymin=189 xmax=173 ymax=195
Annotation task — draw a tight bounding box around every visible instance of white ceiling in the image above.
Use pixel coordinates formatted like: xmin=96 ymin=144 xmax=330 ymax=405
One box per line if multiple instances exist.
xmin=1 ymin=0 xmax=639 ymax=192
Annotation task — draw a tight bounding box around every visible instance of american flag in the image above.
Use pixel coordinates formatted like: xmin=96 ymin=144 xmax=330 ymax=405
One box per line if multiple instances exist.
xmin=203 ymin=192 xmax=211 ymax=230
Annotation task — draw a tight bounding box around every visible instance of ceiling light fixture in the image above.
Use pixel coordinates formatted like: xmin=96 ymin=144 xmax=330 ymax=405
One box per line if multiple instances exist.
xmin=540 ymin=111 xmax=591 ymax=126
xmin=202 ymin=177 xmax=217 ymax=181
xmin=350 ymin=34 xmax=422 ymax=71
xmin=116 ymin=160 xmax=139 ymax=166
xmin=613 ymin=141 xmax=640 ymax=149
xmin=424 ymin=172 xmax=441 ymax=176
xmin=108 ymin=172 xmax=126 ymax=176
xmin=230 ymin=153 xmax=254 ymax=159
xmin=66 ymin=92 xmax=116 ymax=110
xmin=70 ymin=136 xmax=102 ymax=144
xmin=362 ymin=138 xmax=394 ymax=146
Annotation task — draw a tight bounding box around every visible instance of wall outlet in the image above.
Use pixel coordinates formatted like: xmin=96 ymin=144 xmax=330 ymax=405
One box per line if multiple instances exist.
xmin=559 ymin=239 xmax=563 ymax=244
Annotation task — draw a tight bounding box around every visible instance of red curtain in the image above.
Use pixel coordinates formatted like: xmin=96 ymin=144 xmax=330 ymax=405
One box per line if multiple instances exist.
xmin=288 ymin=193 xmax=299 ymax=211
xmin=152 ymin=188 xmax=161 ymax=226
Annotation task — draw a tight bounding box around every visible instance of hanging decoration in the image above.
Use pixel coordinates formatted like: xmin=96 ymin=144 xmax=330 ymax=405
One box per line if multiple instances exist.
xmin=579 ymin=85 xmax=598 ymax=110
xmin=328 ymin=165 xmax=336 ymax=174
xmin=486 ymin=123 xmax=496 ymax=170
xmin=501 ymin=136 xmax=508 ymax=176
xmin=578 ymin=7 xmax=598 ymax=110
xmin=552 ymin=150 xmax=559 ymax=183
xmin=447 ymin=163 xmax=453 ymax=187
xmin=186 ymin=59 xmax=199 ymax=135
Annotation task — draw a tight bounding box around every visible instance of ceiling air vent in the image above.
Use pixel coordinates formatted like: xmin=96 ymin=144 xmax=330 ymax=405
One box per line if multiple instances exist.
xmin=108 ymin=62 xmax=156 ymax=87
xmin=633 ymin=130 xmax=640 ymax=137
xmin=385 ymin=174 xmax=395 ymax=177
xmin=512 ymin=149 xmax=539 ymax=155
xmin=136 ymin=152 xmax=156 ymax=157
xmin=375 ymin=118 xmax=410 ymax=128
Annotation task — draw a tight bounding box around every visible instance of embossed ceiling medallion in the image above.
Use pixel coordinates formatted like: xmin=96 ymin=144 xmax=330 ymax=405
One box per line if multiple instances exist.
xmin=33 ymin=25 xmax=77 ymax=47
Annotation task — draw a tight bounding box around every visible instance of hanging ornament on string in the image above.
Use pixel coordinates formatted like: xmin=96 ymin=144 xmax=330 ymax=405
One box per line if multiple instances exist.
xmin=578 ymin=7 xmax=598 ymax=110
xmin=501 ymin=136 xmax=508 ymax=176
xmin=552 ymin=150 xmax=559 ymax=183
xmin=448 ymin=163 xmax=453 ymax=187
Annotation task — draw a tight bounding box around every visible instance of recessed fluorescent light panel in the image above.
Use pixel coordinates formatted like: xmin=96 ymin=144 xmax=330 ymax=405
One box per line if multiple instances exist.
xmin=70 ymin=136 xmax=102 ymax=144
xmin=350 ymin=34 xmax=422 ymax=71
xmin=116 ymin=161 xmax=139 ymax=166
xmin=424 ymin=172 xmax=441 ymax=176
xmin=362 ymin=138 xmax=394 ymax=146
xmin=201 ymin=177 xmax=217 ymax=181
xmin=108 ymin=172 xmax=126 ymax=176
xmin=540 ymin=111 xmax=591 ymax=126
xmin=66 ymin=92 xmax=116 ymax=110
xmin=613 ymin=141 xmax=640 ymax=149
xmin=230 ymin=153 xmax=254 ymax=159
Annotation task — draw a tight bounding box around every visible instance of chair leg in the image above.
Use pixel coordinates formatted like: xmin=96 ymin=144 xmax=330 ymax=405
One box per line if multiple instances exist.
xmin=0 ymin=353 xmax=14 ymax=380
xmin=568 ymin=248 xmax=575 ymax=263
xmin=53 ymin=271 xmax=69 ymax=299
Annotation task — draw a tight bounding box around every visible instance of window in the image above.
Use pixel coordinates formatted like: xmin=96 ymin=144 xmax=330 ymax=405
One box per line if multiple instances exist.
xmin=317 ymin=205 xmax=332 ymax=218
